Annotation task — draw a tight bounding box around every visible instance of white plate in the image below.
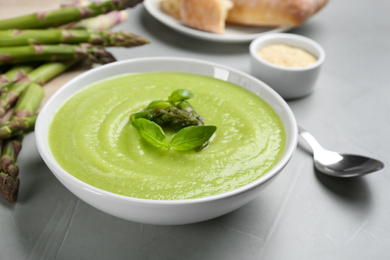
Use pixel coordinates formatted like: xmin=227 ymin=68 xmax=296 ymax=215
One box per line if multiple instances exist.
xmin=143 ymin=0 xmax=292 ymax=43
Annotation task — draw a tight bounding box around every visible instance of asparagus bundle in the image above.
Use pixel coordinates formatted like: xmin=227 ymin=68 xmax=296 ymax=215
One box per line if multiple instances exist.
xmin=0 ymin=60 xmax=79 ymax=117
xmin=0 ymin=44 xmax=115 ymax=65
xmin=0 ymin=0 xmax=148 ymax=68
xmin=0 ymin=0 xmax=143 ymax=30
xmin=0 ymin=0 xmax=148 ymax=203
xmin=0 ymin=62 xmax=78 ymax=202
xmin=0 ymin=29 xmax=148 ymax=48
xmin=0 ymin=83 xmax=44 ymax=203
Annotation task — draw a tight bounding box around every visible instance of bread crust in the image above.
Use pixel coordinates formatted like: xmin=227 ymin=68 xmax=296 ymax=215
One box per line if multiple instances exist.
xmin=160 ymin=0 xmax=329 ymax=31
xmin=160 ymin=0 xmax=182 ymax=19
xmin=180 ymin=0 xmax=233 ymax=34
xmin=226 ymin=0 xmax=329 ymax=26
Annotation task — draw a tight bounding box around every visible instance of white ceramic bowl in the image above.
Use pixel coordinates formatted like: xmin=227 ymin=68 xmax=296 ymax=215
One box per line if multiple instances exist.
xmin=249 ymin=33 xmax=325 ymax=99
xmin=35 ymin=57 xmax=297 ymax=225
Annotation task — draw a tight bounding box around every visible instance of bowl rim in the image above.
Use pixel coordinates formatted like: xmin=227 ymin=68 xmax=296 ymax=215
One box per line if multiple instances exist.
xmin=36 ymin=56 xmax=298 ymax=206
xmin=249 ymin=33 xmax=326 ymax=71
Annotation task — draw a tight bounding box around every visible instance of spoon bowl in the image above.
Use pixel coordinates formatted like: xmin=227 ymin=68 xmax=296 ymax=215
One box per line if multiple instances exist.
xmin=299 ymin=126 xmax=384 ymax=177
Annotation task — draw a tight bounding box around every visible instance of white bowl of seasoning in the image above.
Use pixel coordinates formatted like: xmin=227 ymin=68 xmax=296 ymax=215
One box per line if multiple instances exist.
xmin=36 ymin=57 xmax=297 ymax=225
xmin=249 ymin=33 xmax=325 ymax=99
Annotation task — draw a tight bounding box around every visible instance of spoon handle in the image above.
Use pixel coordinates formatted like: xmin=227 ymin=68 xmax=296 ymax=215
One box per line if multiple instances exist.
xmin=298 ymin=126 xmax=326 ymax=154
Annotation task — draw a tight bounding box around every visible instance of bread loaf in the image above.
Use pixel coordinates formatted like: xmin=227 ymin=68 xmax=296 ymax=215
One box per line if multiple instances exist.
xmin=226 ymin=0 xmax=329 ymax=27
xmin=160 ymin=0 xmax=182 ymax=19
xmin=160 ymin=0 xmax=329 ymax=33
xmin=179 ymin=0 xmax=233 ymax=34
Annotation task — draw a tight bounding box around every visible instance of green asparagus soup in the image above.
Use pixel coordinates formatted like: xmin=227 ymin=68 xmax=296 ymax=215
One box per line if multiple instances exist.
xmin=49 ymin=72 xmax=285 ymax=200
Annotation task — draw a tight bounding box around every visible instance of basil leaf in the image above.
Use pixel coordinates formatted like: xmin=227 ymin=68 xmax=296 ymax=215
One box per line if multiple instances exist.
xmin=132 ymin=118 xmax=168 ymax=148
xmin=170 ymin=125 xmax=217 ymax=151
xmin=146 ymin=100 xmax=171 ymax=109
xmin=168 ymin=89 xmax=194 ymax=103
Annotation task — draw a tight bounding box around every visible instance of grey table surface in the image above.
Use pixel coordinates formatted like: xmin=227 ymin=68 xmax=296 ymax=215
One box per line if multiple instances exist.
xmin=1 ymin=1 xmax=389 ymax=259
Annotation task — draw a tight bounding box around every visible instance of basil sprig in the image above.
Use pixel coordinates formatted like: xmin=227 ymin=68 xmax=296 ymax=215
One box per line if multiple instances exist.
xmin=132 ymin=119 xmax=216 ymax=151
xmin=130 ymin=89 xmax=217 ymax=152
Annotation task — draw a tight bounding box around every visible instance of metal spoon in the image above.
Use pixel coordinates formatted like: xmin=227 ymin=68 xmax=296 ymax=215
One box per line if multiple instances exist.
xmin=298 ymin=126 xmax=384 ymax=177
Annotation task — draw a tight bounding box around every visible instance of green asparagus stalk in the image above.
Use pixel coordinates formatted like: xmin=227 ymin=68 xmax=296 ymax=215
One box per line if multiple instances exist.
xmin=0 ymin=0 xmax=143 ymax=30
xmin=0 ymin=65 xmax=35 ymax=83
xmin=12 ymin=85 xmax=44 ymax=118
xmin=0 ymin=81 xmax=42 ymax=139
xmin=130 ymin=89 xmax=205 ymax=128
xmin=0 ymin=60 xmax=78 ymax=117
xmin=0 ymin=64 xmax=36 ymax=92
xmin=0 ymin=137 xmax=22 ymax=203
xmin=0 ymin=43 xmax=115 ymax=65
xmin=130 ymin=106 xmax=205 ymax=128
xmin=59 ymin=10 xmax=129 ymax=31
xmin=59 ymin=1 xmax=129 ymax=31
xmin=0 ymin=29 xmax=148 ymax=48
xmin=0 ymin=83 xmax=44 ymax=204
xmin=0 ymin=115 xmax=37 ymax=140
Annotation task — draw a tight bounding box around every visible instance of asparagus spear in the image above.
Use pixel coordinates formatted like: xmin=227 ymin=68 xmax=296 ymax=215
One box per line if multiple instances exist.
xmin=0 ymin=115 xmax=37 ymax=140
xmin=60 ymin=10 xmax=129 ymax=31
xmin=0 ymin=137 xmax=22 ymax=203
xmin=12 ymin=84 xmax=44 ymax=118
xmin=0 ymin=43 xmax=115 ymax=65
xmin=130 ymin=90 xmax=205 ymax=128
xmin=0 ymin=29 xmax=148 ymax=48
xmin=0 ymin=65 xmax=35 ymax=84
xmin=0 ymin=60 xmax=78 ymax=117
xmin=161 ymin=106 xmax=204 ymax=127
xmin=130 ymin=106 xmax=204 ymax=128
xmin=59 ymin=1 xmax=129 ymax=31
xmin=0 ymin=83 xmax=44 ymax=203
xmin=0 ymin=64 xmax=36 ymax=91
xmin=0 ymin=0 xmax=143 ymax=30
xmin=0 ymin=83 xmax=42 ymax=139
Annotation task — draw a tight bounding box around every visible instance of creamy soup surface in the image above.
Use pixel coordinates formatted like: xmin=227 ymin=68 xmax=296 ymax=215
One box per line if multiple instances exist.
xmin=49 ymin=72 xmax=286 ymax=200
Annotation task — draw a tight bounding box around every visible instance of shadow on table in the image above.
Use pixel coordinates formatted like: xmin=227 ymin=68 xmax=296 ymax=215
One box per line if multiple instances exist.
xmin=297 ymin=137 xmax=373 ymax=213
xmin=314 ymin=168 xmax=372 ymax=204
